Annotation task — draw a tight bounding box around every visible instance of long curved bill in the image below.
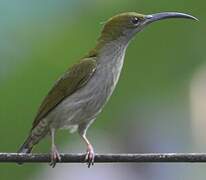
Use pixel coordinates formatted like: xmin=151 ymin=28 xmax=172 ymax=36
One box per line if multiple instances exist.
xmin=145 ymin=12 xmax=198 ymax=24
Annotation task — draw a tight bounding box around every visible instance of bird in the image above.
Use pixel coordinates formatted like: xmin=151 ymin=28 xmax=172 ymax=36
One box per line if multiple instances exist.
xmin=17 ymin=11 xmax=198 ymax=167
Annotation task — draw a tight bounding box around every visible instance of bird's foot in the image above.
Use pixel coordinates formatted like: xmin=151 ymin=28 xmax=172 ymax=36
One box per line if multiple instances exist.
xmin=50 ymin=145 xmax=61 ymax=168
xmin=85 ymin=144 xmax=95 ymax=168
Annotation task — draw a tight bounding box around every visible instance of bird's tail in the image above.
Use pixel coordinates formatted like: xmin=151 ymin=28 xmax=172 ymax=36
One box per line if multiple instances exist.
xmin=17 ymin=136 xmax=33 ymax=153
xmin=17 ymin=135 xmax=33 ymax=164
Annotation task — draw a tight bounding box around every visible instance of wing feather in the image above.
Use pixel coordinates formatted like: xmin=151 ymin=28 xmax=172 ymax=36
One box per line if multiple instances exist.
xmin=32 ymin=58 xmax=96 ymax=129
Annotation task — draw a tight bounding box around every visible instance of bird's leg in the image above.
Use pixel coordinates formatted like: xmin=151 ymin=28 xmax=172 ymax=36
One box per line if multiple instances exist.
xmin=78 ymin=123 xmax=95 ymax=167
xmin=50 ymin=128 xmax=61 ymax=168
xmin=82 ymin=134 xmax=95 ymax=168
xmin=79 ymin=128 xmax=95 ymax=168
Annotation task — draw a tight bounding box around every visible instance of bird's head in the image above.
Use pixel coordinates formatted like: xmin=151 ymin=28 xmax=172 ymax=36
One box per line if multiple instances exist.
xmin=100 ymin=12 xmax=198 ymax=43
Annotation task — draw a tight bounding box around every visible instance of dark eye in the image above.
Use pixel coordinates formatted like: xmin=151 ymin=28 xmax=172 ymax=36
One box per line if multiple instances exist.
xmin=131 ymin=17 xmax=139 ymax=25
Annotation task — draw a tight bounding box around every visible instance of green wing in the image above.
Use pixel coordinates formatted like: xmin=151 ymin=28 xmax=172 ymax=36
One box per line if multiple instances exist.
xmin=32 ymin=58 xmax=97 ymax=129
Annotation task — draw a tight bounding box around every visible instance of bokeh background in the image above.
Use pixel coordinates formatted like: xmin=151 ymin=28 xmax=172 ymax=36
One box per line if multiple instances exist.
xmin=0 ymin=0 xmax=205 ymax=179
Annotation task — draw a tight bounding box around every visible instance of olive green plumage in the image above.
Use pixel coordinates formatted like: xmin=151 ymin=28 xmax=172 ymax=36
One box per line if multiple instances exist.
xmin=100 ymin=12 xmax=145 ymax=41
xmin=87 ymin=12 xmax=146 ymax=57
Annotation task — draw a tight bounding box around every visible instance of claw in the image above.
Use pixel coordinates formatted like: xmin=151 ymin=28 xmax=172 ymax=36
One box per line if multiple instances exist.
xmin=85 ymin=144 xmax=95 ymax=168
xmin=50 ymin=146 xmax=61 ymax=168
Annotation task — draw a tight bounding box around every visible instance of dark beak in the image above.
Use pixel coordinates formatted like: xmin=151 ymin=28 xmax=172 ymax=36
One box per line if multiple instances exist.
xmin=145 ymin=12 xmax=198 ymax=24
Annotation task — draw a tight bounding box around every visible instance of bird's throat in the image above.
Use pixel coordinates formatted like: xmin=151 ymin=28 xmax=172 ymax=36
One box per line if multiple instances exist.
xmin=95 ymin=40 xmax=127 ymax=97
xmin=97 ymin=38 xmax=128 ymax=66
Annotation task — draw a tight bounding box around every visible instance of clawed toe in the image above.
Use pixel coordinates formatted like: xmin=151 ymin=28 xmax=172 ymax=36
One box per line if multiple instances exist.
xmin=85 ymin=145 xmax=95 ymax=168
xmin=50 ymin=146 xmax=61 ymax=168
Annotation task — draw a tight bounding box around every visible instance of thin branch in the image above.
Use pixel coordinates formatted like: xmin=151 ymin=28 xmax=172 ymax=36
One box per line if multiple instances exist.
xmin=1 ymin=153 xmax=206 ymax=163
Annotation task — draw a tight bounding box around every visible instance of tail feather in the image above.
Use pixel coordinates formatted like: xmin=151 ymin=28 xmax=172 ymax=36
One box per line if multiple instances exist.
xmin=17 ymin=136 xmax=33 ymax=153
xmin=17 ymin=136 xmax=33 ymax=165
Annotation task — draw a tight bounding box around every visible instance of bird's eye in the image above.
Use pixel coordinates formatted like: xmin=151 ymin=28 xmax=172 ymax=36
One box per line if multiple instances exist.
xmin=131 ymin=17 xmax=139 ymax=25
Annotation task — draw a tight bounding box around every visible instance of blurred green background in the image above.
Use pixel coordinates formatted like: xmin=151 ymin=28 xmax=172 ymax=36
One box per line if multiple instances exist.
xmin=0 ymin=0 xmax=205 ymax=180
